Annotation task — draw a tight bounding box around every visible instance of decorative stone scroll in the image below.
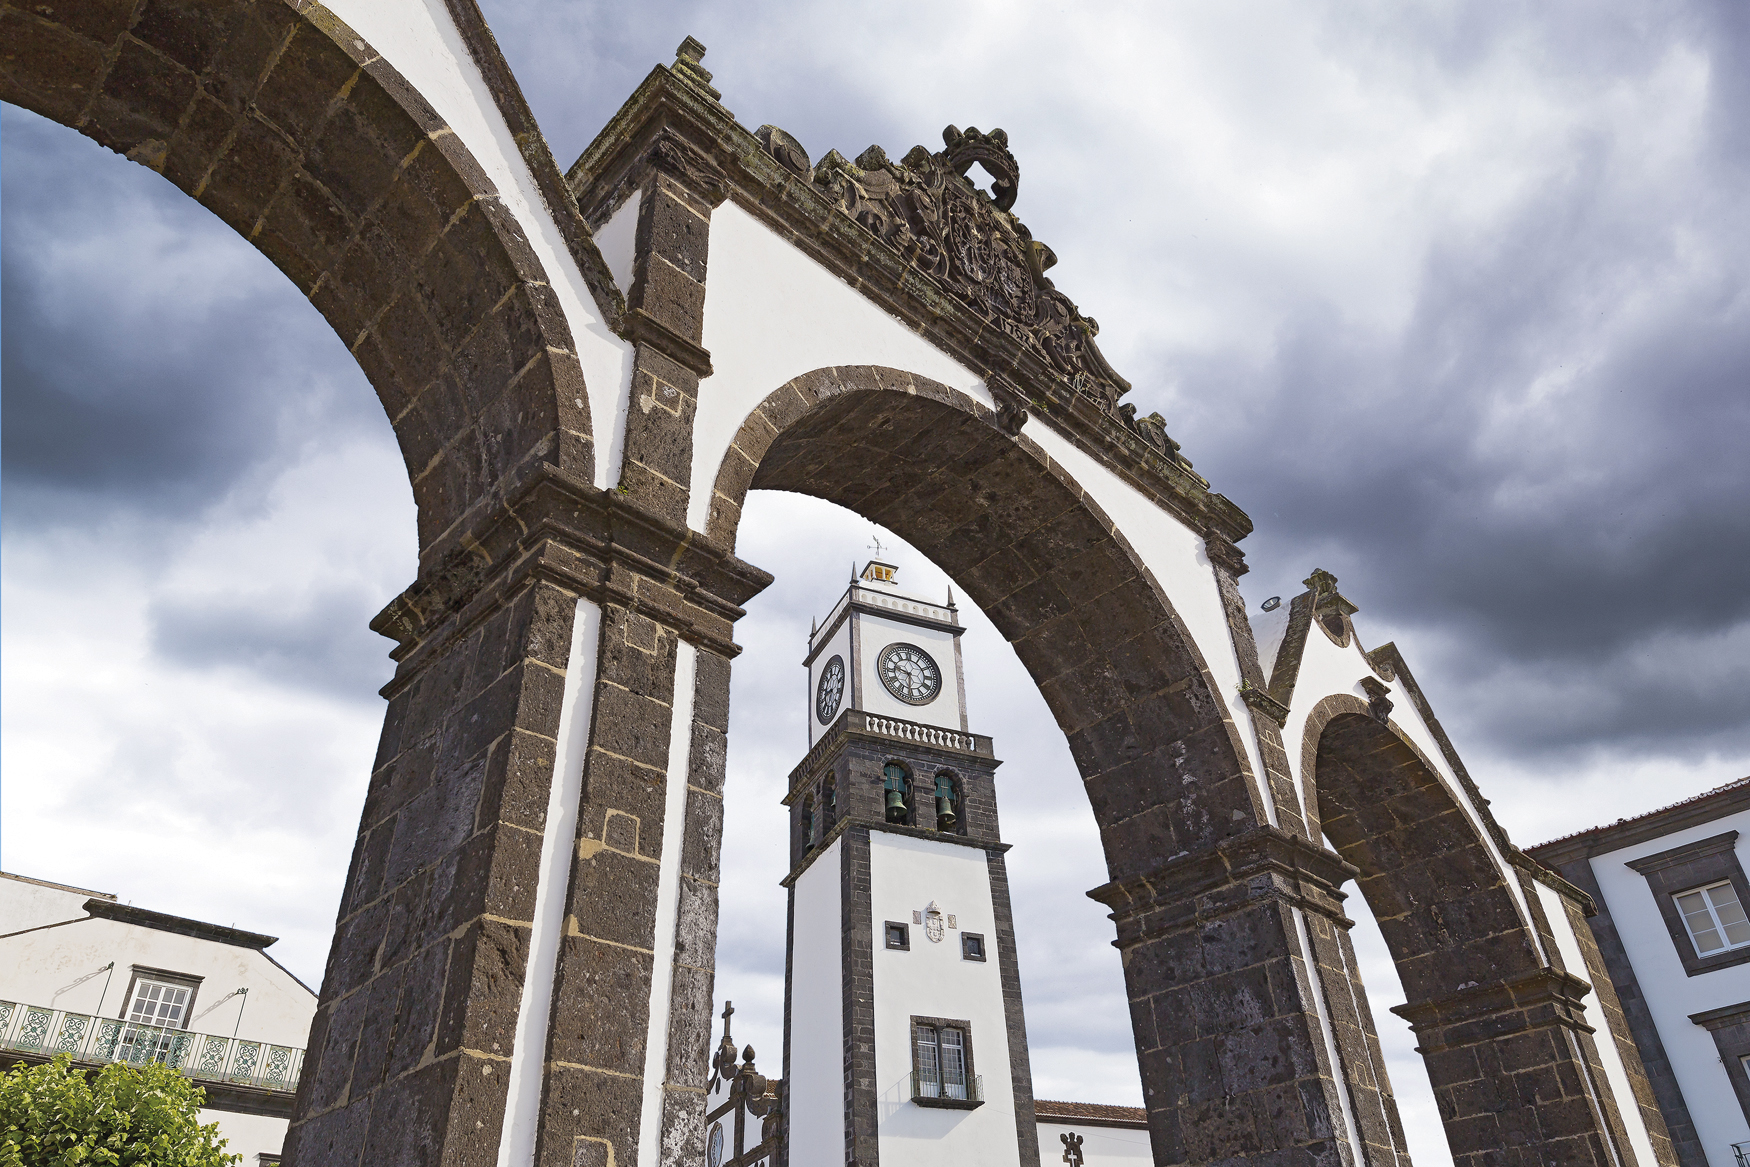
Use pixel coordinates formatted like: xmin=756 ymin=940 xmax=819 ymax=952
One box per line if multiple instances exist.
xmin=793 ymin=124 xmax=1189 ymax=465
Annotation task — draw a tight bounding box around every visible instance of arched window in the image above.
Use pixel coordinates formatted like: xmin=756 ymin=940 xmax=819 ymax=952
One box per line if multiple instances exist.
xmin=933 ymin=772 xmax=959 ymax=831
xmin=822 ymin=776 xmax=838 ymax=828
xmin=883 ymin=762 xmax=911 ymax=825
xmin=800 ymin=796 xmax=815 ymax=849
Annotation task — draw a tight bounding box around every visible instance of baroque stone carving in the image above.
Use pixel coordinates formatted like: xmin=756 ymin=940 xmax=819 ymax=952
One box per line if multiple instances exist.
xmin=1359 ymin=676 xmax=1395 ymax=725
xmin=811 ymin=127 xmax=1145 ymax=420
xmin=756 ymin=125 xmax=811 ymax=177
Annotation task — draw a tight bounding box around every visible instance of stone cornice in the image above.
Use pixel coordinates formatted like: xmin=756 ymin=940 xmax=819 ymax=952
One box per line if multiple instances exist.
xmin=372 ymin=463 xmax=772 ymax=686
xmin=566 ymin=66 xmax=1255 ymax=545
xmin=779 ymin=818 xmax=1010 ymax=888
xmin=1087 ymin=825 xmax=1358 ymax=941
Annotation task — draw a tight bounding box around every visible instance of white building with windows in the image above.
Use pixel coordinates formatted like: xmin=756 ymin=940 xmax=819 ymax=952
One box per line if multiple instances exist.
xmin=0 ymin=871 xmax=317 ymax=1164
xmin=1530 ymin=778 xmax=1750 ymax=1167
xmin=704 ymin=562 xmax=1148 ymax=1167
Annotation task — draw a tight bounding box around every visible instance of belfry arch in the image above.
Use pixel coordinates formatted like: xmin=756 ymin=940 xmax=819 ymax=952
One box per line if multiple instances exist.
xmin=1 ymin=7 xmax=1681 ymax=1167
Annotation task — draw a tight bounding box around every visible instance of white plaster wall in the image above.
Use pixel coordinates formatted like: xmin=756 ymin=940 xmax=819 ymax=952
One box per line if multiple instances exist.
xmin=1277 ymin=623 xmax=1539 ymax=952
xmin=0 ymin=918 xmax=314 ymax=1047
xmin=808 ymin=618 xmax=853 ymax=748
xmin=0 ymin=873 xmax=108 ymax=935
xmin=596 ymin=192 xmax=641 ymax=300
xmin=788 ymin=838 xmax=846 ymax=1166
xmin=320 ymin=0 xmax=633 ymax=489
xmin=1534 ymin=880 xmax=1660 ymax=1167
xmin=1252 ymin=604 xmax=1292 ymax=681
xmin=869 ymin=832 xmax=1020 ymax=1167
xmin=1591 ymin=811 xmax=1750 ymax=1162
xmin=856 ymin=614 xmax=962 ymax=734
xmin=199 ymin=1108 xmax=288 ymax=1162
xmin=1036 ymin=1122 xmax=1153 ymax=1166
xmin=688 ymin=202 xmax=992 ymax=533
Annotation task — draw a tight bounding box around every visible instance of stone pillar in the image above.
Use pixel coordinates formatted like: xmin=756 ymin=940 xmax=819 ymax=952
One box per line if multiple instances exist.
xmin=285 ymin=472 xmax=767 ymax=1167
xmin=1090 ymin=827 xmax=1404 ymax=1167
xmin=1392 ymin=968 xmax=1639 ymax=1167
xmin=286 ymin=570 xmax=584 ymax=1163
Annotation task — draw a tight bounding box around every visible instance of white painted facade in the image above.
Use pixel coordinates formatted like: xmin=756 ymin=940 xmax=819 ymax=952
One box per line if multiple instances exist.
xmin=0 ymin=872 xmax=316 ymax=1162
xmin=1589 ymin=808 xmax=1750 ymax=1164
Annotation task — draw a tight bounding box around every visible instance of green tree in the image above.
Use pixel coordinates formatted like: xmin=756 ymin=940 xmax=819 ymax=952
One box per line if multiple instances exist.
xmin=0 ymin=1055 xmax=238 ymax=1167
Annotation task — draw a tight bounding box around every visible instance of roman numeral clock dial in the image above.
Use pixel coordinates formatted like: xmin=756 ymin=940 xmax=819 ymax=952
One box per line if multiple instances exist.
xmin=816 ymin=655 xmax=845 ymax=723
xmin=877 ymin=643 xmax=941 ymax=705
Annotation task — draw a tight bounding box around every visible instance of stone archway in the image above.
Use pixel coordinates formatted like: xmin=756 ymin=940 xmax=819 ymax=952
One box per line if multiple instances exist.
xmin=1 ymin=0 xmax=594 ymax=550
xmin=1307 ymin=696 xmax=1642 ymax=1167
xmin=5 ymin=11 xmax=1677 ymax=1166
xmin=1 ymin=3 xmax=618 ymax=1160
xmin=691 ymin=366 xmax=1364 ymax=1166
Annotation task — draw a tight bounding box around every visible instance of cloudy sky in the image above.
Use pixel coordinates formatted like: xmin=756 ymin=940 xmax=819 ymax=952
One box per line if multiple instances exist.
xmin=4 ymin=2 xmax=1748 ymax=1161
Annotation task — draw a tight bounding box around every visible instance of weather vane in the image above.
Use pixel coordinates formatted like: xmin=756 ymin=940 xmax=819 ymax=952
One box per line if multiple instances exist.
xmin=868 ymin=533 xmax=886 ymax=558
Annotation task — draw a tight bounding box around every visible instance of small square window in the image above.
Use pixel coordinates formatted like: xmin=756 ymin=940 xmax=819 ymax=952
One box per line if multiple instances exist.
xmin=961 ymin=932 xmax=986 ymax=962
xmin=1675 ymin=881 xmax=1750 ymax=956
xmin=884 ymin=921 xmax=910 ymax=951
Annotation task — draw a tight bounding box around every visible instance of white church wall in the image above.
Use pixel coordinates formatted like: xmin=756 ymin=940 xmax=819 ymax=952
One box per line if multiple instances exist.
xmin=868 ymin=832 xmax=1020 ymax=1167
xmin=1036 ymin=1122 xmax=1152 ymax=1167
xmin=688 ymin=202 xmax=992 ymax=534
xmin=0 ymin=873 xmax=106 ymax=936
xmin=855 ymin=618 xmax=963 ymax=735
xmin=788 ymin=837 xmax=846 ymax=1166
xmin=1531 ymin=880 xmax=1660 ymax=1167
xmin=1587 ymin=810 xmax=1750 ymax=1161
xmin=320 ymin=0 xmax=632 ymax=489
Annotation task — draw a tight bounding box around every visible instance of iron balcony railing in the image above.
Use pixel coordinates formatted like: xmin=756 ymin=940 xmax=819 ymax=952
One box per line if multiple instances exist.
xmin=1731 ymin=1141 xmax=1750 ymax=1167
xmin=911 ymin=1070 xmax=982 ymax=1103
xmin=0 ymin=999 xmax=303 ymax=1094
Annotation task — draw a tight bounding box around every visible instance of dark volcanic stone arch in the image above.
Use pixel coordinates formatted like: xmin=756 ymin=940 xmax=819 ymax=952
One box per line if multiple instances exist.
xmin=1304 ymin=696 xmax=1641 ymax=1167
xmin=708 ymin=365 xmax=1266 ymax=879
xmin=1307 ymin=698 xmax=1541 ymax=1001
xmin=0 ymin=0 xmax=593 ymax=554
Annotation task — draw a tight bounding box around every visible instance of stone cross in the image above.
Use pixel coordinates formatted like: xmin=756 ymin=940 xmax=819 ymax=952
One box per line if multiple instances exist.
xmin=1061 ymin=1131 xmax=1084 ymax=1167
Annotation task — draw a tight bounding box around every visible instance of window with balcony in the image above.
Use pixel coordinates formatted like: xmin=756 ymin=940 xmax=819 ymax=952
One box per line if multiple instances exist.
xmin=910 ymin=1017 xmax=981 ymax=1108
xmin=115 ymin=967 xmax=200 ymax=1066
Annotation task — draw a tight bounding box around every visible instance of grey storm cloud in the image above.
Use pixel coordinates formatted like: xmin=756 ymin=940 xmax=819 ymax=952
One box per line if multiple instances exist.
xmin=1 ymin=104 xmax=380 ymax=526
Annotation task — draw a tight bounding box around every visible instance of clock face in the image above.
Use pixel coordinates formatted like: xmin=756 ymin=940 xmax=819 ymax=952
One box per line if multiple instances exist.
xmin=816 ymin=655 xmax=845 ymax=723
xmin=878 ymin=643 xmax=942 ymax=705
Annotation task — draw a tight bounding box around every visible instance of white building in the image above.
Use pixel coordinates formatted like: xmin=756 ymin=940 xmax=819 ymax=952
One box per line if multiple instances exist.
xmin=1530 ymin=778 xmax=1750 ymax=1167
xmin=0 ymin=871 xmax=317 ymax=1164
xmin=704 ymin=562 xmax=1147 ymax=1167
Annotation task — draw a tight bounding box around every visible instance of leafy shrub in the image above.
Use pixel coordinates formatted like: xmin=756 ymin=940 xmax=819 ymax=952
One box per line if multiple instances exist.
xmin=0 ymin=1055 xmax=238 ymax=1167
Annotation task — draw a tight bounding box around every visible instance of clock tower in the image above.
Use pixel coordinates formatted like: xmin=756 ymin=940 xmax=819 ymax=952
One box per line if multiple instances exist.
xmin=782 ymin=561 xmax=1039 ymax=1167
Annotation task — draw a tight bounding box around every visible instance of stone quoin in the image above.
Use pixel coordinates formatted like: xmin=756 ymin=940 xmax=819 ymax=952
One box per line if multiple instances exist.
xmin=0 ymin=5 xmax=1680 ymax=1167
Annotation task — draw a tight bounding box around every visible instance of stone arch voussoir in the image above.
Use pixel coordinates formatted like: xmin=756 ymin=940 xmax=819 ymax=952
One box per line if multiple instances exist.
xmin=1305 ymin=695 xmax=1542 ymax=1004
xmin=0 ymin=0 xmax=592 ymax=555
xmin=709 ymin=364 xmax=1269 ymax=880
